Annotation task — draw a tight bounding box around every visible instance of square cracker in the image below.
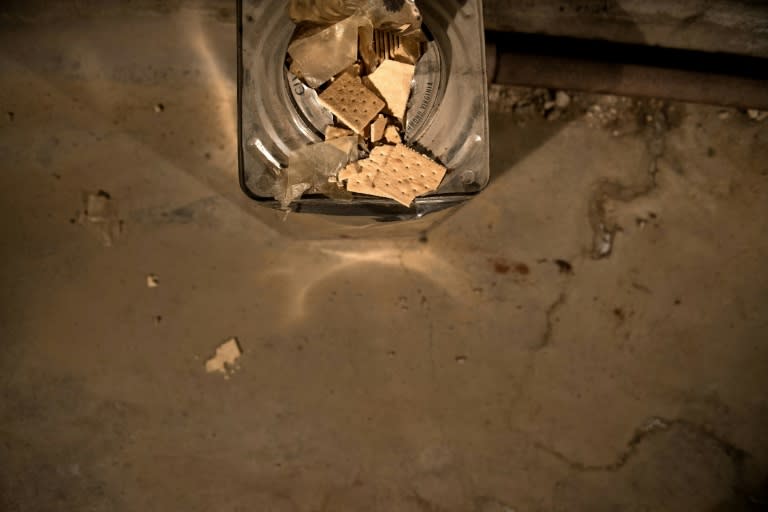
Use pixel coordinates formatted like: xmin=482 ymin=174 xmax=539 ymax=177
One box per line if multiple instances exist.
xmin=339 ymin=144 xmax=446 ymax=206
xmin=318 ymin=73 xmax=385 ymax=135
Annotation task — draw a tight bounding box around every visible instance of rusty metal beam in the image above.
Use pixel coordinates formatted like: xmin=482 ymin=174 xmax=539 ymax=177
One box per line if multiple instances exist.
xmin=489 ymin=33 xmax=768 ymax=110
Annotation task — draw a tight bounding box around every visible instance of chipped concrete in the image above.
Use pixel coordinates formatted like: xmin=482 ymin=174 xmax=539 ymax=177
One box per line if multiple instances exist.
xmin=1 ymin=5 xmax=768 ymax=512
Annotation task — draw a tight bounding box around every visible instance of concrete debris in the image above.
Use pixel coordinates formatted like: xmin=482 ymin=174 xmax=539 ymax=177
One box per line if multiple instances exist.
xmin=76 ymin=190 xmax=123 ymax=247
xmin=205 ymin=337 xmax=242 ymax=375
xmin=488 ymin=86 xmax=573 ymax=121
xmin=747 ymin=109 xmax=768 ymax=122
xmin=595 ymin=226 xmax=614 ymax=258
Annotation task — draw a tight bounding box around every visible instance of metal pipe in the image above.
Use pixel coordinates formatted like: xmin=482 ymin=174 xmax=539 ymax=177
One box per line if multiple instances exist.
xmin=488 ymin=33 xmax=768 ymax=110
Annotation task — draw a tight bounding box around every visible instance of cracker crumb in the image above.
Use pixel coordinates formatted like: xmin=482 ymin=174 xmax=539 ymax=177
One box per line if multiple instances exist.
xmin=205 ymin=338 xmax=242 ymax=374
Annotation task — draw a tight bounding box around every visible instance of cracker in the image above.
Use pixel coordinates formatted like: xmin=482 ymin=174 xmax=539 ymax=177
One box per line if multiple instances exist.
xmin=384 ymin=124 xmax=402 ymax=144
xmin=338 ymin=161 xmax=363 ymax=183
xmin=205 ymin=338 xmax=242 ymax=374
xmin=392 ymin=34 xmax=423 ymax=65
xmin=373 ymin=30 xmax=422 ymax=65
xmin=368 ymin=115 xmax=388 ymax=143
xmin=324 ymin=126 xmax=354 ymax=140
xmin=318 ymin=72 xmax=385 ymax=135
xmin=340 ymin=144 xmax=446 ymax=206
xmin=358 ymin=22 xmax=380 ymax=73
xmin=341 ymin=62 xmax=362 ymax=78
xmin=363 ymin=59 xmax=415 ymax=121
xmin=326 ymin=135 xmax=359 ymax=160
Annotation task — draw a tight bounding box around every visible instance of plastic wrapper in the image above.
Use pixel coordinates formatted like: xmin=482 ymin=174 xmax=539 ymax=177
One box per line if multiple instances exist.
xmin=287 ymin=16 xmax=361 ymax=88
xmin=288 ymin=0 xmax=422 ymax=34
xmin=272 ymin=137 xmax=360 ymax=209
xmin=288 ymin=0 xmax=358 ymax=25
xmin=76 ymin=190 xmax=122 ymax=247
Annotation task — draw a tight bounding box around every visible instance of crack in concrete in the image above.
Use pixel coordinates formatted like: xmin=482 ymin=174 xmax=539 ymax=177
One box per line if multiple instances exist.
xmin=396 ymin=250 xmax=434 ymax=379
xmin=588 ymin=101 xmax=671 ymax=259
xmin=397 ymin=248 xmax=445 ymax=440
xmin=535 ymin=417 xmax=748 ymax=475
xmin=536 ymin=293 xmax=567 ymax=350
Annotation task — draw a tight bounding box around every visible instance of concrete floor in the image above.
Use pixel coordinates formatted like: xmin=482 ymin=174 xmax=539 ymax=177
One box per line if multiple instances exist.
xmin=2 ymin=6 xmax=768 ymax=512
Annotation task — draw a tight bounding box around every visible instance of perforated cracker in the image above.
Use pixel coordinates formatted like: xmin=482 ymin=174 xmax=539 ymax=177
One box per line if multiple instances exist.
xmin=340 ymin=144 xmax=447 ymax=206
xmin=338 ymin=161 xmax=364 ymax=183
xmin=318 ymin=72 xmax=385 ymax=135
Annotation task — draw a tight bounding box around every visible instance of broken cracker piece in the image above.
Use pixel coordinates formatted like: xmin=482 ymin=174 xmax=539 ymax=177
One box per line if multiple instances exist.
xmin=392 ymin=33 xmax=423 ymax=65
xmin=373 ymin=30 xmax=423 ymax=65
xmin=364 ymin=59 xmax=415 ymax=121
xmin=338 ymin=161 xmax=362 ymax=182
xmin=384 ymin=124 xmax=402 ymax=144
xmin=358 ymin=22 xmax=380 ymax=73
xmin=342 ymin=62 xmax=362 ymax=78
xmin=341 ymin=144 xmax=446 ymax=206
xmin=325 ymin=126 xmax=354 ymax=140
xmin=368 ymin=115 xmax=388 ymax=143
xmin=326 ymin=135 xmax=359 ymax=161
xmin=318 ymin=72 xmax=385 ymax=135
xmin=205 ymin=337 xmax=242 ymax=374
xmin=146 ymin=274 xmax=159 ymax=288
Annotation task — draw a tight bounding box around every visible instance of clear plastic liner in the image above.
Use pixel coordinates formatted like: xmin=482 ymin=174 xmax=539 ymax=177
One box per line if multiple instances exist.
xmin=288 ymin=0 xmax=422 ymax=35
xmin=287 ymin=16 xmax=361 ymax=88
xmin=272 ymin=138 xmax=359 ymax=209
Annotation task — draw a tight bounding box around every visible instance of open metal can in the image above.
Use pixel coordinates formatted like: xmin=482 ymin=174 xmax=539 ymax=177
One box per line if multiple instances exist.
xmin=237 ymin=0 xmax=489 ymax=234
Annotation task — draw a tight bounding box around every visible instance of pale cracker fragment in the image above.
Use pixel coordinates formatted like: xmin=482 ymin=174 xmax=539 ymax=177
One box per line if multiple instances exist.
xmin=384 ymin=124 xmax=402 ymax=144
xmin=288 ymin=59 xmax=302 ymax=79
xmin=363 ymin=59 xmax=415 ymax=121
xmin=342 ymin=62 xmax=362 ymax=78
xmin=358 ymin=22 xmax=380 ymax=73
xmin=146 ymin=274 xmax=159 ymax=288
xmin=368 ymin=115 xmax=388 ymax=143
xmin=341 ymin=144 xmax=447 ymax=206
xmin=325 ymin=126 xmax=354 ymax=140
xmin=325 ymin=135 xmax=359 ymax=161
xmin=205 ymin=337 xmax=242 ymax=374
xmin=373 ymin=30 xmax=422 ymax=65
xmin=338 ymin=161 xmax=362 ymax=182
xmin=392 ymin=34 xmax=423 ymax=65
xmin=318 ymin=72 xmax=385 ymax=134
